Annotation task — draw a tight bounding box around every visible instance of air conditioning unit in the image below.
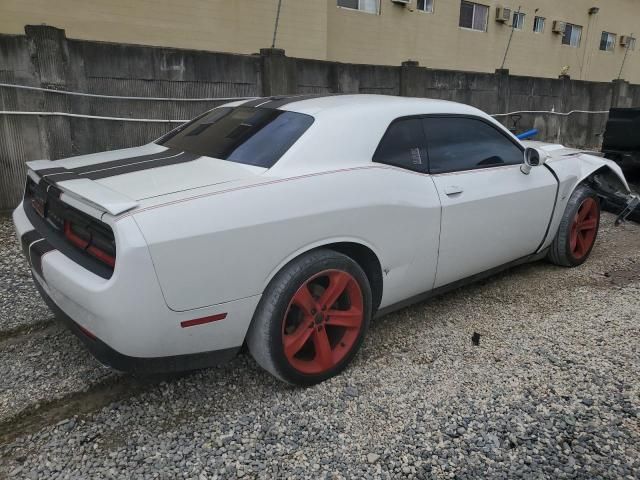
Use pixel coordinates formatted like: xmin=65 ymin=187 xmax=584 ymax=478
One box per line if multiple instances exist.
xmin=620 ymin=35 xmax=633 ymax=46
xmin=390 ymin=0 xmax=410 ymax=5
xmin=495 ymin=7 xmax=511 ymax=23
xmin=552 ymin=21 xmax=567 ymax=34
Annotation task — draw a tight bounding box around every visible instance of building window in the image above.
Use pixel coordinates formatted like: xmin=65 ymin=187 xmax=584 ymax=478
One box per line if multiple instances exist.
xmin=600 ymin=31 xmax=617 ymax=51
xmin=562 ymin=23 xmax=582 ymax=47
xmin=337 ymin=0 xmax=380 ymax=14
xmin=623 ymin=36 xmax=637 ymax=50
xmin=533 ymin=16 xmax=545 ymax=33
xmin=512 ymin=12 xmax=525 ymax=30
xmin=417 ymin=0 xmax=434 ymax=13
xmin=459 ymin=1 xmax=489 ymax=32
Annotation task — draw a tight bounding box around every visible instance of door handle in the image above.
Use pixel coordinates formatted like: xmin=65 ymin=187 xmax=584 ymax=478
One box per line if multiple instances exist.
xmin=444 ymin=185 xmax=463 ymax=196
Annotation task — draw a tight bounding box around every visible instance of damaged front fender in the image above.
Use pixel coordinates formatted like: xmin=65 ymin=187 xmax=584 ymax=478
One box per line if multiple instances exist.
xmin=529 ymin=144 xmax=638 ymax=250
xmin=546 ymin=152 xmax=637 ymax=224
xmin=584 ymin=163 xmax=639 ymax=224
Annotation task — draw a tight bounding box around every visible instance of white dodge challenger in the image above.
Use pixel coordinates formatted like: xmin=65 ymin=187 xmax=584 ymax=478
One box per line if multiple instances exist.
xmin=13 ymin=94 xmax=633 ymax=385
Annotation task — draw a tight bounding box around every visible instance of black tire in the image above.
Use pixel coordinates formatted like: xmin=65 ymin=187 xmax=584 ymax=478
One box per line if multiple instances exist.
xmin=547 ymin=185 xmax=601 ymax=267
xmin=246 ymin=249 xmax=372 ymax=386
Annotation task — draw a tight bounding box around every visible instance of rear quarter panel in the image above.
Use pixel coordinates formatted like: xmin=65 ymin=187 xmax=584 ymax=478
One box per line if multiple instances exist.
xmin=130 ymin=166 xmax=441 ymax=312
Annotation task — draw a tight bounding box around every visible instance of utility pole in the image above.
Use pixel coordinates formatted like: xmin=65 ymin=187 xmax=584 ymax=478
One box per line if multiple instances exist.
xmin=500 ymin=6 xmax=521 ymax=70
xmin=618 ymin=34 xmax=634 ymax=80
xmin=580 ymin=7 xmax=600 ymax=80
xmin=271 ymin=0 xmax=283 ymax=48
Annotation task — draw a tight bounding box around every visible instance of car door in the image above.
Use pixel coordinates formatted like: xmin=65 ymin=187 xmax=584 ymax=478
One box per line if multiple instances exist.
xmin=423 ymin=116 xmax=557 ymax=288
xmin=372 ymin=117 xmax=441 ymax=301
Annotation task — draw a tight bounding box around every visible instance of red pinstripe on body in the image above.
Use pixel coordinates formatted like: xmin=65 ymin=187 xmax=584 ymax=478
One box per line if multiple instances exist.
xmin=114 ymin=164 xmax=428 ymax=221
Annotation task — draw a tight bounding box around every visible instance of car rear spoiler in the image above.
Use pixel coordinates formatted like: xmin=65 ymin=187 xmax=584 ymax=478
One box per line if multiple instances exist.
xmin=26 ymin=160 xmax=138 ymax=217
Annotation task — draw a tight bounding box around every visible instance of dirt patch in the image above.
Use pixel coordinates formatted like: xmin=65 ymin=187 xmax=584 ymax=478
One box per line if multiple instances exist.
xmin=602 ymin=262 xmax=640 ymax=287
xmin=0 ymin=375 xmax=158 ymax=446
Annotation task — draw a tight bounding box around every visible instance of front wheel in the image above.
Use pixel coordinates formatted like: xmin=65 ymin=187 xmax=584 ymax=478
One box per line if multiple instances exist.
xmin=247 ymin=249 xmax=372 ymax=386
xmin=548 ymin=185 xmax=601 ymax=267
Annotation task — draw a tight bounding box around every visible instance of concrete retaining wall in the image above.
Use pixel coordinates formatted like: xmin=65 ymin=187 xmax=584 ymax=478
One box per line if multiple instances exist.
xmin=1 ymin=25 xmax=639 ymax=210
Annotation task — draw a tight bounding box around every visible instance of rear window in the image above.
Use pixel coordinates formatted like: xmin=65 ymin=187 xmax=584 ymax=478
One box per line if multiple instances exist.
xmin=157 ymin=106 xmax=314 ymax=168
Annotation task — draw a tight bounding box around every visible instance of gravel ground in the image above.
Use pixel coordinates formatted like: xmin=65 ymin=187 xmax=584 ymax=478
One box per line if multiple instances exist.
xmin=0 ymin=212 xmax=638 ymax=479
xmin=0 ymin=324 xmax=117 ymax=424
xmin=0 ymin=214 xmax=52 ymax=336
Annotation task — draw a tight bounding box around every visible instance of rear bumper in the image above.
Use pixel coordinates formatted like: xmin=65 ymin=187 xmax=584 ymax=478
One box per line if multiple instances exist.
xmin=34 ymin=275 xmax=240 ymax=374
xmin=13 ymin=200 xmax=261 ymax=372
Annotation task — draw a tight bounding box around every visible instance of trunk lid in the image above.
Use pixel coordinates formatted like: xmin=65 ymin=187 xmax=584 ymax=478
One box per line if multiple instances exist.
xmin=92 ymin=154 xmax=265 ymax=201
xmin=27 ymin=144 xmax=266 ymax=215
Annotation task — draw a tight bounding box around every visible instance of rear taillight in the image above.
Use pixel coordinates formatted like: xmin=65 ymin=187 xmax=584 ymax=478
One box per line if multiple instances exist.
xmin=26 ymin=177 xmax=116 ymax=273
xmin=64 ymin=221 xmax=89 ymax=249
xmin=87 ymin=245 xmax=116 ymax=268
xmin=64 ymin=220 xmax=116 ymax=268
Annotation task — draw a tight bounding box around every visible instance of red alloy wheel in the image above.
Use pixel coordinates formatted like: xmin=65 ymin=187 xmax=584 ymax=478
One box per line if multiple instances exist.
xmin=569 ymin=197 xmax=599 ymax=260
xmin=281 ymin=269 xmax=364 ymax=375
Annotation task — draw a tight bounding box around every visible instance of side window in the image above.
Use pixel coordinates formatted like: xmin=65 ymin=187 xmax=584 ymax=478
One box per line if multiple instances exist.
xmin=423 ymin=117 xmax=523 ymax=174
xmin=373 ymin=118 xmax=427 ymax=172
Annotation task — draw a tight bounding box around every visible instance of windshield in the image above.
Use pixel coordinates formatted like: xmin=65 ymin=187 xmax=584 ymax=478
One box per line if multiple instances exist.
xmin=157 ymin=106 xmax=314 ymax=168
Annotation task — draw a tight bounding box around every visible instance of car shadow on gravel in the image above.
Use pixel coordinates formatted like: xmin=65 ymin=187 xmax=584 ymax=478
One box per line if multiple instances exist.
xmin=1 ymin=212 xmax=639 ymax=478
xmin=3 ymin=227 xmax=636 ymax=446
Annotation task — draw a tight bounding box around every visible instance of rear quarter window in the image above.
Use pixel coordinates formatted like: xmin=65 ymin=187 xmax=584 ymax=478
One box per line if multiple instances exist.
xmin=158 ymin=106 xmax=314 ymax=168
xmin=372 ymin=118 xmax=428 ymax=173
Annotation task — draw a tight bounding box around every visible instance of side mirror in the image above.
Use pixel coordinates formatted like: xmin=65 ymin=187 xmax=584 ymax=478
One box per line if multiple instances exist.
xmin=521 ymin=147 xmax=541 ymax=175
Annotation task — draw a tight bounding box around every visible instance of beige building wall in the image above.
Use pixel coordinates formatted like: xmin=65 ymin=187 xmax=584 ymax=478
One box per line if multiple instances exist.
xmin=0 ymin=0 xmax=638 ymax=83
xmin=327 ymin=0 xmax=640 ymax=83
xmin=0 ymin=0 xmax=328 ymax=60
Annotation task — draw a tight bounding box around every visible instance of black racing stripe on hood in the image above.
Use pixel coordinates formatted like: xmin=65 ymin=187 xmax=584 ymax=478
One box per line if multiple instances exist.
xmin=33 ymin=149 xmax=200 ymax=185
xmin=70 ymin=148 xmax=182 ymax=175
xmin=240 ymin=97 xmax=268 ymax=107
xmin=239 ymin=94 xmax=340 ymax=110
xmin=31 ymin=167 xmax=67 ymax=176
xmin=259 ymin=94 xmax=341 ymax=109
xmin=80 ymin=151 xmax=201 ymax=180
xmin=35 ymin=149 xmax=182 ymax=186
xmin=39 ymin=172 xmax=80 ymax=185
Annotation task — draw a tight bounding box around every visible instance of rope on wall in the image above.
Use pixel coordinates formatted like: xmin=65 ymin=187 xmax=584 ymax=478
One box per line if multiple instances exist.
xmin=491 ymin=110 xmax=609 ymax=117
xmin=0 ymin=111 xmax=188 ymax=123
xmin=0 ymin=82 xmax=255 ymax=102
xmin=0 ymin=109 xmax=611 ymax=123
xmin=0 ymin=82 xmax=612 ymax=122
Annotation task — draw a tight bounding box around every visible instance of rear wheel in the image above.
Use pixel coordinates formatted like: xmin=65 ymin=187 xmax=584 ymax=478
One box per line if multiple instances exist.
xmin=247 ymin=249 xmax=372 ymax=386
xmin=548 ymin=185 xmax=600 ymax=267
